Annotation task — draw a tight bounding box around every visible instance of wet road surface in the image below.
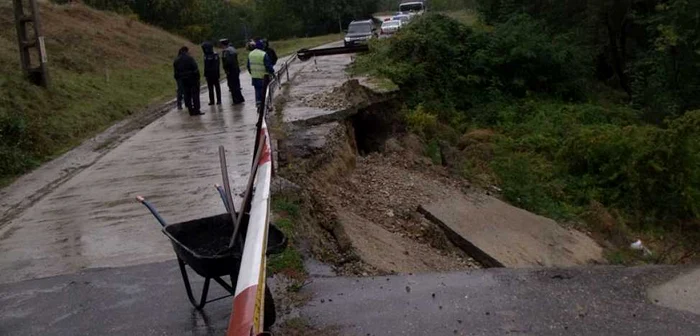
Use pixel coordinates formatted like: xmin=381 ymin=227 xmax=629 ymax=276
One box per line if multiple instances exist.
xmin=2 ymin=262 xmax=697 ymax=335
xmin=300 ymin=266 xmax=700 ymax=335
xmin=0 ymin=260 xmax=230 ymax=335
xmin=0 ymin=73 xmax=260 ymax=285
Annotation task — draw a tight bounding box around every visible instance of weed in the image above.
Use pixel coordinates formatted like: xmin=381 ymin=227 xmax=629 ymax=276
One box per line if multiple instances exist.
xmin=425 ymin=139 xmax=442 ymax=165
xmin=268 ymin=246 xmax=305 ymax=279
xmin=269 ymin=195 xmax=307 ymax=280
xmin=273 ymin=197 xmax=301 ymax=219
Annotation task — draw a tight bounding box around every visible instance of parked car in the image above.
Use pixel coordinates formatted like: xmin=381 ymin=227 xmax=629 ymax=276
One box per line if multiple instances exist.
xmin=392 ymin=14 xmax=410 ymax=25
xmin=344 ymin=20 xmax=376 ymax=47
xmin=380 ymin=20 xmax=402 ymax=38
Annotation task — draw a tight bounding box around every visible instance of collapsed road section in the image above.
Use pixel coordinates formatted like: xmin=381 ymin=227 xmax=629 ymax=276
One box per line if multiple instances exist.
xmin=272 ymin=50 xmax=603 ymax=278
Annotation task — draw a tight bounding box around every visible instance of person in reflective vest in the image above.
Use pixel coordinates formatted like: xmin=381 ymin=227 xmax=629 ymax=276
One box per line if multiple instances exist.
xmin=246 ymin=39 xmax=275 ymax=108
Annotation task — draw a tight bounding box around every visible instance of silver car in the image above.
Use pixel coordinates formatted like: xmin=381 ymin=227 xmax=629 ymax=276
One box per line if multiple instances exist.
xmin=392 ymin=14 xmax=410 ymax=25
xmin=380 ymin=20 xmax=402 ymax=38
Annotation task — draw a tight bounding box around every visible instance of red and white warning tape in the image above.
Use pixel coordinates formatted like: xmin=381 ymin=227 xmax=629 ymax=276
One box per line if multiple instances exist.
xmin=226 ymin=119 xmax=273 ymax=336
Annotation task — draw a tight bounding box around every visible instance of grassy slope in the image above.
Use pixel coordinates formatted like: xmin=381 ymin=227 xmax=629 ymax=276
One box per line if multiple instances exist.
xmin=0 ymin=3 xmax=340 ymax=186
xmin=0 ymin=3 xmax=196 ymax=185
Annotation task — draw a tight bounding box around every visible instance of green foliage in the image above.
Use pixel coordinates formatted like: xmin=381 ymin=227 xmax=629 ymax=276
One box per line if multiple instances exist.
xmin=425 ymin=139 xmax=442 ymax=165
xmin=358 ymin=2 xmax=700 ymax=234
xmin=269 ymin=195 xmax=307 ymax=279
xmin=273 ymin=196 xmax=301 ymax=218
xmin=631 ymin=0 xmax=700 ymax=121
xmin=475 ymin=0 xmax=700 ymax=121
xmin=404 ymin=105 xmax=439 ymax=138
xmin=79 ymin=0 xmax=377 ymax=43
xmin=491 ymin=150 xmax=574 ymax=219
xmin=358 ymin=14 xmax=590 ymax=114
xmin=0 ymin=66 xmax=177 ymax=181
xmin=560 ymin=111 xmax=700 ymax=223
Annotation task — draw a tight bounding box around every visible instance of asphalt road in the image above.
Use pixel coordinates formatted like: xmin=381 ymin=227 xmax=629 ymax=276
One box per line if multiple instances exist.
xmin=300 ymin=266 xmax=700 ymax=336
xmin=2 ymin=262 xmax=697 ymax=335
xmin=0 ymin=260 xmax=230 ymax=336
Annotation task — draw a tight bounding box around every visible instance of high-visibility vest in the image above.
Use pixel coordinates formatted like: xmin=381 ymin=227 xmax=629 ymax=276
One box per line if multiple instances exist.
xmin=248 ymin=49 xmax=268 ymax=79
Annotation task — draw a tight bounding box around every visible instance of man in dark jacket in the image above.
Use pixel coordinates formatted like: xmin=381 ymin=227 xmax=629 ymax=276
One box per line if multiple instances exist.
xmin=220 ymin=38 xmax=245 ymax=105
xmin=262 ymin=39 xmax=278 ymax=66
xmin=173 ymin=46 xmax=204 ymax=116
xmin=173 ymin=48 xmax=186 ymax=110
xmin=201 ymin=41 xmax=222 ymax=105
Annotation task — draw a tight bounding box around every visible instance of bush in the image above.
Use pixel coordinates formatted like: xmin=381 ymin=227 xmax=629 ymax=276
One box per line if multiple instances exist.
xmin=360 ymin=14 xmax=590 ymax=114
xmin=471 ymin=14 xmax=591 ymax=100
xmin=559 ymin=110 xmax=700 ymax=223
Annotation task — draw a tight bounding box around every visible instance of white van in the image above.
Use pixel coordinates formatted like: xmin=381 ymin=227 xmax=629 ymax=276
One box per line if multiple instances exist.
xmin=399 ymin=1 xmax=426 ymax=15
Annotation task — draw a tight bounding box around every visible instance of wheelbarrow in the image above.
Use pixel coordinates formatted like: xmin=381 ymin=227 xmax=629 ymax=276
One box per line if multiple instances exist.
xmin=136 ymin=194 xmax=287 ymax=315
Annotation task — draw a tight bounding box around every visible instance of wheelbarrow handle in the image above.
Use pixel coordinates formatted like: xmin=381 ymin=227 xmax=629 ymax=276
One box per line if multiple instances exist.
xmin=214 ymin=184 xmax=231 ymax=213
xmin=136 ymin=195 xmax=168 ymax=228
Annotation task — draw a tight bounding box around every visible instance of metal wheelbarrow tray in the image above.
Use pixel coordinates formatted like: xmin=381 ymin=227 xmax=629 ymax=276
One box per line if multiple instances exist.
xmin=162 ymin=212 xmax=287 ymax=309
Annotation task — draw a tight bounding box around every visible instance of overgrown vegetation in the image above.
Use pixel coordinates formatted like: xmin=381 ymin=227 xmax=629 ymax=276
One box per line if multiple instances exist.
xmin=68 ymin=0 xmax=377 ymax=43
xmin=355 ymin=1 xmax=700 ymax=262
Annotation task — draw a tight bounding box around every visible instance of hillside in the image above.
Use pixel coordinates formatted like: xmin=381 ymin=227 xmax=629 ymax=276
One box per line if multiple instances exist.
xmin=0 ymin=2 xmax=197 ymax=185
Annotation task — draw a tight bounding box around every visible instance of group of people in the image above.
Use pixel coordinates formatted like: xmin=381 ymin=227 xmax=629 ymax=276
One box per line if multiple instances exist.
xmin=173 ymin=38 xmax=278 ymax=116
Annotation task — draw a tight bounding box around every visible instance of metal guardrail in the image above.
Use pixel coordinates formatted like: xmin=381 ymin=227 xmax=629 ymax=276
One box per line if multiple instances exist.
xmin=296 ymin=44 xmax=369 ymax=61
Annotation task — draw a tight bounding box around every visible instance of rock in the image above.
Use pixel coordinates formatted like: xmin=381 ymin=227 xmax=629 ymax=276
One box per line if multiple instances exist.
xmin=271 ymin=177 xmax=301 ymax=195
xmin=401 ymin=133 xmax=425 ymax=156
xmin=383 ymin=137 xmax=403 ymax=154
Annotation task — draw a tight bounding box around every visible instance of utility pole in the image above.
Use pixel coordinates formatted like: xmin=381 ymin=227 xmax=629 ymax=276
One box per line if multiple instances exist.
xmin=13 ymin=0 xmax=50 ymax=88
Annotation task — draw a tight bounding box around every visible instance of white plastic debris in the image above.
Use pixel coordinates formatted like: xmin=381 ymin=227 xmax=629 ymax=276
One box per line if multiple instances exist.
xmin=630 ymin=239 xmax=644 ymax=250
xmin=630 ymin=239 xmax=653 ymax=256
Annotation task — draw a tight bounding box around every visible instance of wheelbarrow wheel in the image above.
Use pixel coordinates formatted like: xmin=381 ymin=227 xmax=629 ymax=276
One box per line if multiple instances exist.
xmin=264 ymin=285 xmax=276 ymax=331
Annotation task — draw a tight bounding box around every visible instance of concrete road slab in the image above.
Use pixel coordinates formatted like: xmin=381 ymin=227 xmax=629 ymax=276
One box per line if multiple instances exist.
xmin=0 ymin=74 xmax=261 ymax=285
xmin=420 ymin=193 xmax=603 ymax=267
xmin=648 ymin=266 xmax=700 ymax=315
xmin=300 ymin=266 xmax=700 ymax=336
xmin=282 ymin=53 xmax=354 ymax=124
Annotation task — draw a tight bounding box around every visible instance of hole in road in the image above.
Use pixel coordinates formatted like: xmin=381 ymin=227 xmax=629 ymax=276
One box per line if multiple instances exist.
xmin=352 ymin=103 xmax=399 ymax=156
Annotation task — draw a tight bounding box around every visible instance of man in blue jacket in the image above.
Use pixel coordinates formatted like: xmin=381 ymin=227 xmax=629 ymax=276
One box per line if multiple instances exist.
xmin=246 ymin=39 xmax=275 ymax=109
